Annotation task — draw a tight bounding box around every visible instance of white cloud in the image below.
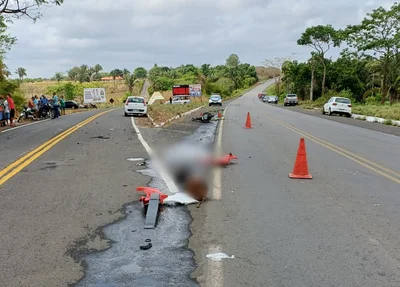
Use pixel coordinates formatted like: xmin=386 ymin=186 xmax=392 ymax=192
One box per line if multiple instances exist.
xmin=4 ymin=0 xmax=393 ymax=78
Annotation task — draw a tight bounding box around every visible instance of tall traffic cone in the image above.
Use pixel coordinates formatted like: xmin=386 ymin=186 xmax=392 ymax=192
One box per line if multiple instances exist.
xmin=244 ymin=112 xmax=253 ymax=128
xmin=218 ymin=107 xmax=223 ymax=119
xmin=289 ymin=138 xmax=312 ymax=179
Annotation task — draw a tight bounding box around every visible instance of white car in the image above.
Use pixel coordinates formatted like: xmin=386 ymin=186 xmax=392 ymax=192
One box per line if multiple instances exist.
xmin=209 ymin=94 xmax=222 ymax=106
xmin=322 ymin=97 xmax=352 ymax=117
xmin=171 ymin=96 xmax=191 ymax=105
xmin=124 ymin=96 xmax=147 ymax=116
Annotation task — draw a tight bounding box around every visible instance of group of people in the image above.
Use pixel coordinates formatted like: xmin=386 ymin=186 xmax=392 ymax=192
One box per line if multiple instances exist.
xmin=28 ymin=93 xmax=66 ymax=120
xmin=0 ymin=92 xmax=66 ymax=129
xmin=0 ymin=94 xmax=16 ymax=128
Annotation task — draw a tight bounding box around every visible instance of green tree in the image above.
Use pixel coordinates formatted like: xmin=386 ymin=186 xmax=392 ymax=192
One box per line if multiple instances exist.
xmin=201 ymin=64 xmax=211 ymax=78
xmin=225 ymin=54 xmax=241 ymax=89
xmin=15 ymin=67 xmax=27 ymax=81
xmin=110 ymin=69 xmax=123 ymax=80
xmin=297 ymin=25 xmax=340 ymax=96
xmin=133 ymin=67 xmax=147 ymax=79
xmin=90 ymin=64 xmax=103 ymax=81
xmin=77 ymin=64 xmax=90 ymax=83
xmin=0 ymin=56 xmax=10 ymax=79
xmin=345 ymin=2 xmax=400 ymax=103
xmin=0 ymin=0 xmax=64 ymax=21
xmin=67 ymin=67 xmax=80 ymax=81
xmin=122 ymin=68 xmax=130 ymax=76
xmin=0 ymin=16 xmax=16 ymax=55
xmin=124 ymin=73 xmax=138 ymax=95
xmin=54 ymin=72 xmax=64 ymax=82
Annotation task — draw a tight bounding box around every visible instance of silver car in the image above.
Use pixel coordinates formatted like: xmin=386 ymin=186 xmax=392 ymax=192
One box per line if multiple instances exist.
xmin=283 ymin=94 xmax=298 ymax=106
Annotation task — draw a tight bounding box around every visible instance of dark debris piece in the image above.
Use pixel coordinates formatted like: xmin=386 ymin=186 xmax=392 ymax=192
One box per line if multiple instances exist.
xmin=140 ymin=243 xmax=152 ymax=250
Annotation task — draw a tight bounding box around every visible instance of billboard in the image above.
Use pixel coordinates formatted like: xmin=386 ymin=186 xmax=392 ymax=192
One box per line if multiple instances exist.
xmin=172 ymin=85 xmax=190 ymax=96
xmin=84 ymin=88 xmax=106 ymax=103
xmin=189 ymin=84 xmax=202 ymax=97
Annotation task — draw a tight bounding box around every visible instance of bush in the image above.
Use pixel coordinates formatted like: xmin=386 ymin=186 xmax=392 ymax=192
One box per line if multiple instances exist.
xmin=12 ymin=90 xmax=26 ymax=112
xmin=365 ymin=96 xmax=379 ymax=105
xmin=243 ymin=77 xmax=257 ymax=88
xmin=122 ymin=91 xmax=131 ymax=103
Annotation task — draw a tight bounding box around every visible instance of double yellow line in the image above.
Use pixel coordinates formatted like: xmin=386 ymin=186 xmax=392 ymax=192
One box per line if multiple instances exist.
xmin=265 ymin=115 xmax=400 ymax=185
xmin=0 ymin=110 xmax=112 ymax=186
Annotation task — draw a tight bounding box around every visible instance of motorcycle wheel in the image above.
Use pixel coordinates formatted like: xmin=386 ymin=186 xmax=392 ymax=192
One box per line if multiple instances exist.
xmin=17 ymin=115 xmax=23 ymax=123
xmin=49 ymin=110 xmax=55 ymax=119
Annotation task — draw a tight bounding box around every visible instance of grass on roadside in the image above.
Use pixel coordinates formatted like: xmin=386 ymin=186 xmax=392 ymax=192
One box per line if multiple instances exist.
xmin=352 ymin=103 xmax=400 ymax=121
xmin=147 ymin=103 xmax=203 ymax=123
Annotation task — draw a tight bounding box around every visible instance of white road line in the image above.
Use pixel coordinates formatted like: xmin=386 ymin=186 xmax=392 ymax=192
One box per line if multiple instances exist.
xmin=212 ymin=106 xmax=228 ymax=200
xmin=131 ymin=116 xmax=179 ymax=194
xmin=207 ymin=245 xmax=224 ymax=287
xmin=0 ymin=119 xmax=51 ymax=133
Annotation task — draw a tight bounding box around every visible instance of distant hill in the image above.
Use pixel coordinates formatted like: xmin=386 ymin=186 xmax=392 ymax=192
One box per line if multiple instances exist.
xmin=256 ymin=66 xmax=280 ymax=80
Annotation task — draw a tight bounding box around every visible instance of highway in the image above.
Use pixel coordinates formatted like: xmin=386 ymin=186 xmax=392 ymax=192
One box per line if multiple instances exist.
xmin=0 ymin=82 xmax=399 ymax=286
xmin=190 ymin=81 xmax=400 ymax=287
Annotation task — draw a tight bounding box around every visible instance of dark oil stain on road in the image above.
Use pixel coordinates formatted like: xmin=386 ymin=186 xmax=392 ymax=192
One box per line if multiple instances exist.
xmin=76 ymin=120 xmax=218 ymax=287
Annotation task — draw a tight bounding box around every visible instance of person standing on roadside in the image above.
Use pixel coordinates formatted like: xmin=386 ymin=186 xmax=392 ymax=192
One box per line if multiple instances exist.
xmin=3 ymin=95 xmax=10 ymax=126
xmin=6 ymin=94 xmax=15 ymax=126
xmin=60 ymin=96 xmax=66 ymax=115
xmin=0 ymin=96 xmax=5 ymax=128
xmin=52 ymin=92 xmax=60 ymax=119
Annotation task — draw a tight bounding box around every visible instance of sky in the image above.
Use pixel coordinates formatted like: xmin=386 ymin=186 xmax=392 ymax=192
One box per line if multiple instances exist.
xmin=4 ymin=0 xmax=395 ymax=78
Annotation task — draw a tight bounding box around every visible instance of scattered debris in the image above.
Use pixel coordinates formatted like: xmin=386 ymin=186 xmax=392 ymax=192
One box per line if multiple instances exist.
xmin=206 ymin=252 xmax=235 ymax=261
xmin=91 ymin=135 xmax=110 ymax=139
xmin=373 ymin=204 xmax=380 ymax=207
xmin=126 ymin=158 xmax=145 ymax=162
xmin=140 ymin=243 xmax=152 ymax=250
xmin=145 ymin=239 xmax=151 ymax=243
xmin=136 ymin=162 xmax=146 ymax=166
xmin=192 ymin=112 xmax=215 ymax=123
xmin=163 ymin=192 xmax=198 ymax=205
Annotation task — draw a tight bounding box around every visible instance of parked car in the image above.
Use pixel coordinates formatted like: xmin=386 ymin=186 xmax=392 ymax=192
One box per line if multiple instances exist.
xmin=322 ymin=97 xmax=352 ymax=117
xmin=124 ymin=96 xmax=147 ymax=116
xmin=262 ymin=95 xmax=269 ymax=102
xmin=209 ymin=94 xmax=222 ymax=106
xmin=267 ymin=96 xmax=278 ymax=104
xmin=258 ymin=93 xmax=266 ymax=99
xmin=283 ymin=94 xmax=298 ymax=106
xmin=65 ymin=100 xmax=79 ymax=109
xmin=171 ymin=96 xmax=191 ymax=105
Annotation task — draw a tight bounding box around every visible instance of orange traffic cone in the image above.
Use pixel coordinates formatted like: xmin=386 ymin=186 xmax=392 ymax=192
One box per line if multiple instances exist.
xmin=289 ymin=138 xmax=312 ymax=179
xmin=244 ymin=112 xmax=253 ymax=128
xmin=218 ymin=107 xmax=223 ymax=119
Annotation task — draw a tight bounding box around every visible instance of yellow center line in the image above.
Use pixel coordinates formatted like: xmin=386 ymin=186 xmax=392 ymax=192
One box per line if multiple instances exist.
xmin=264 ymin=114 xmax=400 ymax=185
xmin=0 ymin=109 xmax=114 ymax=186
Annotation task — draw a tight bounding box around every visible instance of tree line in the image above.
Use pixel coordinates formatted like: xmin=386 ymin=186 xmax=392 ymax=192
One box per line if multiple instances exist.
xmin=35 ymin=54 xmax=259 ymax=97
xmin=147 ymin=54 xmax=258 ymax=96
xmin=267 ymin=2 xmax=400 ymax=105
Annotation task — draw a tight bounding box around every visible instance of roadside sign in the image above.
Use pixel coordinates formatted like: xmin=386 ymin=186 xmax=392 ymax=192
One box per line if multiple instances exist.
xmin=189 ymin=84 xmax=202 ymax=97
xmin=84 ymin=88 xmax=106 ymax=103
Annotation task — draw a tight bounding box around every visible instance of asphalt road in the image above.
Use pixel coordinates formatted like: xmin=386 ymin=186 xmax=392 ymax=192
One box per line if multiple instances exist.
xmin=0 ymin=109 xmax=153 ymax=286
xmin=190 ymin=81 xmax=400 ymax=287
xmin=0 ymin=104 xmax=220 ymax=287
xmin=277 ymin=104 xmax=400 ymax=137
xmin=1 ymin=85 xmax=399 ymax=287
